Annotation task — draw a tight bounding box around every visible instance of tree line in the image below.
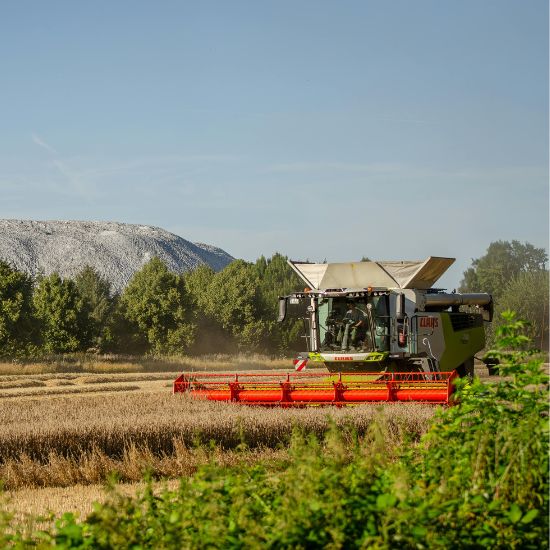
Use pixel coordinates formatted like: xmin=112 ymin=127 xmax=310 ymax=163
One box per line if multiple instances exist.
xmin=459 ymin=240 xmax=548 ymax=349
xmin=0 ymin=240 xmax=547 ymax=358
xmin=0 ymin=253 xmax=304 ymax=358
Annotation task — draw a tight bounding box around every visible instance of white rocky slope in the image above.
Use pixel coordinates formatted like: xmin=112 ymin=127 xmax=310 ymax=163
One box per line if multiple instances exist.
xmin=0 ymin=220 xmax=234 ymax=293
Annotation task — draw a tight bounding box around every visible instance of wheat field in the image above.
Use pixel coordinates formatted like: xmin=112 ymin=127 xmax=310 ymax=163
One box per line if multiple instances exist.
xmin=0 ymin=360 xmax=448 ymax=528
xmin=0 ymin=369 xmax=437 ymax=492
xmin=3 ymin=479 xmax=185 ymax=533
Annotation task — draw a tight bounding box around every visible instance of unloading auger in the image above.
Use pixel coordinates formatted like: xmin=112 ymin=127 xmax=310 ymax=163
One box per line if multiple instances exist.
xmin=173 ymin=257 xmax=494 ymax=406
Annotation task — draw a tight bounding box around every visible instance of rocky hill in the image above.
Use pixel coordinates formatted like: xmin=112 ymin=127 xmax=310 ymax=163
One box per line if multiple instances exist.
xmin=0 ymin=220 xmax=234 ymax=293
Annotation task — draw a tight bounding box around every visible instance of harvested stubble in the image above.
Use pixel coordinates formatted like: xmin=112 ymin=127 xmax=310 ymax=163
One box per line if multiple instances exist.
xmin=0 ymin=373 xmax=178 ymax=398
xmin=43 ymin=379 xmax=75 ymax=387
xmin=0 ymin=372 xmax=176 ymax=384
xmin=0 ymin=374 xmax=80 ymax=382
xmin=0 ymin=354 xmax=290 ymax=376
xmin=73 ymin=373 xmax=177 ymax=385
xmin=0 ymin=384 xmax=141 ymax=399
xmin=0 ymin=390 xmax=435 ymax=489
xmin=0 ymin=380 xmax=46 ymax=390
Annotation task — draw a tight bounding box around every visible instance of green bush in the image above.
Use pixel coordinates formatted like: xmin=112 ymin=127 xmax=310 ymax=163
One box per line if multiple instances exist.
xmin=392 ymin=310 xmax=549 ymax=548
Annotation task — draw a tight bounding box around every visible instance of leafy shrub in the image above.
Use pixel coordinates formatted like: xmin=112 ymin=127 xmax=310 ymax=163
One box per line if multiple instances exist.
xmin=392 ymin=310 xmax=549 ymax=547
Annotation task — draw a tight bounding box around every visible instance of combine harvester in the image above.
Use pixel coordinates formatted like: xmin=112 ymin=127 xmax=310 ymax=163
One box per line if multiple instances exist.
xmin=174 ymin=257 xmax=494 ymax=406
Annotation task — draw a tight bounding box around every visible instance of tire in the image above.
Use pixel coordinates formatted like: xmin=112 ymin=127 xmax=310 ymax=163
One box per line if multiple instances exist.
xmin=484 ymin=357 xmax=499 ymax=376
xmin=456 ymin=357 xmax=475 ymax=378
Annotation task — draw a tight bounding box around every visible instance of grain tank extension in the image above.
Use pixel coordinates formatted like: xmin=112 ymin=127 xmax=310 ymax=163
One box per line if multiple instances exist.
xmin=279 ymin=257 xmax=493 ymax=377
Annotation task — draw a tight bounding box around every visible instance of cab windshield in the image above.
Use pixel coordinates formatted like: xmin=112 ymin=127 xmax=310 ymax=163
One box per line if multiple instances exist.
xmin=317 ymin=295 xmax=390 ymax=352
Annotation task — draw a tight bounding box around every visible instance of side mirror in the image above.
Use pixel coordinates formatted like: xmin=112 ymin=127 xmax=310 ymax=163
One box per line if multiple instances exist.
xmin=278 ymin=297 xmax=287 ymax=322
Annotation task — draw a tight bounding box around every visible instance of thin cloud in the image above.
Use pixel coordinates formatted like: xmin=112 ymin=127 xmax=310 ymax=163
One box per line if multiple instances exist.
xmin=30 ymin=133 xmax=98 ymax=199
xmin=50 ymin=159 xmax=98 ymax=200
xmin=31 ymin=133 xmax=58 ymax=155
xmin=374 ymin=115 xmax=431 ymax=125
xmin=82 ymin=154 xmax=245 ymax=179
xmin=267 ymin=161 xmax=402 ymax=174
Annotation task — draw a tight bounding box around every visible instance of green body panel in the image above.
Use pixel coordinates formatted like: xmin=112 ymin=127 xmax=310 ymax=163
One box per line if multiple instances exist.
xmin=438 ymin=314 xmax=485 ymax=371
xmin=306 ymin=313 xmax=486 ymax=373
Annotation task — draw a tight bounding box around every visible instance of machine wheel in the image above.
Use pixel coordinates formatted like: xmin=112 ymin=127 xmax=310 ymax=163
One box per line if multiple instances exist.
xmin=483 ymin=356 xmax=500 ymax=376
xmin=456 ymin=357 xmax=475 ymax=378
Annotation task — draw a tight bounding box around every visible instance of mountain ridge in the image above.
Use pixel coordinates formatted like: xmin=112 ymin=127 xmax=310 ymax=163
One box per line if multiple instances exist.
xmin=0 ymin=219 xmax=234 ymax=293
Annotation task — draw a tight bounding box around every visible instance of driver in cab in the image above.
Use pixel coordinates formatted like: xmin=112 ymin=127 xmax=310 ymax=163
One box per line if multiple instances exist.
xmin=338 ymin=300 xmax=368 ymax=350
xmin=343 ymin=301 xmax=366 ymax=329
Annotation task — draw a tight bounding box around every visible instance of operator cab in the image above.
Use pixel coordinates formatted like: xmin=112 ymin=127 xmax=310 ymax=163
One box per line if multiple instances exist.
xmin=318 ymin=294 xmax=390 ymax=353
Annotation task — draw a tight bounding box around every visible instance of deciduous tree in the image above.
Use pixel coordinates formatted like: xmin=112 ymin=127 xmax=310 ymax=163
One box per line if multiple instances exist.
xmin=33 ymin=273 xmax=86 ymax=353
xmin=493 ymin=270 xmax=549 ymax=350
xmin=120 ymin=258 xmax=195 ymax=355
xmin=460 ymin=240 xmax=547 ymax=298
xmin=74 ymin=266 xmax=114 ymax=351
xmin=203 ymin=260 xmax=264 ymax=350
xmin=255 ymin=253 xmax=303 ymax=354
xmin=0 ymin=261 xmax=36 ymax=356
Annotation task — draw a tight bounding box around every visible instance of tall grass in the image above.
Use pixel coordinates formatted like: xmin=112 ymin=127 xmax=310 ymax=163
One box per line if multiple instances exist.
xmin=0 ymin=388 xmax=434 ymax=489
xmin=1 ymin=444 xmax=287 ymax=491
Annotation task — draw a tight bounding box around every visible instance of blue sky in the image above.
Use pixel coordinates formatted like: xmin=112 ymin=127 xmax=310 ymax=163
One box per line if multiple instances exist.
xmin=1 ymin=0 xmax=548 ymax=288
